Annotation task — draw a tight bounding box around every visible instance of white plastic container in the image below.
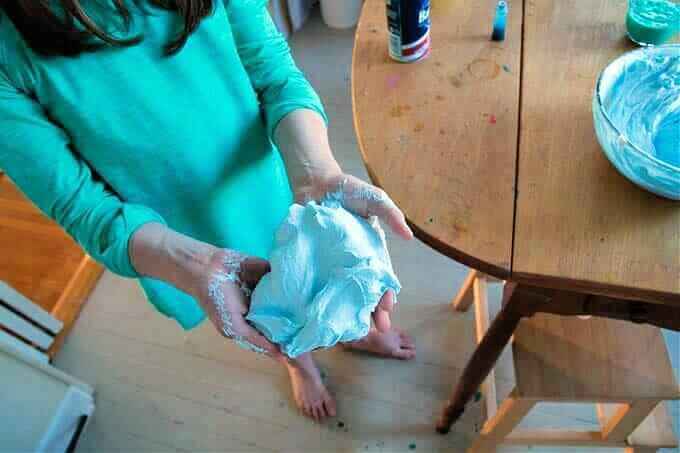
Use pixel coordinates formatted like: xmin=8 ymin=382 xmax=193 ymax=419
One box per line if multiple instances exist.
xmin=320 ymin=0 xmax=364 ymax=29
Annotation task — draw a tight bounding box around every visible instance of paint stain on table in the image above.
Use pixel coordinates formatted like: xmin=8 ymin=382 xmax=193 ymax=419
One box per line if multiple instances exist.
xmin=390 ymin=104 xmax=412 ymax=117
xmin=483 ymin=113 xmax=498 ymax=124
xmin=448 ymin=75 xmax=462 ymax=88
xmin=453 ymin=224 xmax=468 ymax=234
xmin=467 ymin=59 xmax=501 ymax=80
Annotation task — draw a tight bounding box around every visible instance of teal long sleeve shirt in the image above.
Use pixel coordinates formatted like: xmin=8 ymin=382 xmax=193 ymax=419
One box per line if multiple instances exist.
xmin=0 ymin=0 xmax=326 ymax=329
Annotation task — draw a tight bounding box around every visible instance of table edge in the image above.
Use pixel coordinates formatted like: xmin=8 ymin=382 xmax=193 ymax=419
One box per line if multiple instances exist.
xmin=513 ymin=272 xmax=680 ymax=306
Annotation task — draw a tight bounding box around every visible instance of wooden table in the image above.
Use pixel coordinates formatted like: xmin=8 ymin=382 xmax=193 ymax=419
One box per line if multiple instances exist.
xmin=352 ymin=0 xmax=680 ymax=433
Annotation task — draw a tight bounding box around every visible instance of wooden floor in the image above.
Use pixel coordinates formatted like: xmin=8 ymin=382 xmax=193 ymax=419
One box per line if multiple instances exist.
xmin=0 ymin=174 xmax=103 ymax=357
xmin=52 ymin=10 xmax=680 ymax=453
xmin=0 ymin=174 xmax=83 ymax=313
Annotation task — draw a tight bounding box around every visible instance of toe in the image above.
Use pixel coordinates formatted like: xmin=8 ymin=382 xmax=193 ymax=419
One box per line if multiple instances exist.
xmin=400 ymin=336 xmax=416 ymax=349
xmin=312 ymin=404 xmax=323 ymax=421
xmin=303 ymin=403 xmax=313 ymax=419
xmin=399 ymin=331 xmax=414 ymax=342
xmin=323 ymin=397 xmax=337 ymax=417
xmin=395 ymin=347 xmax=416 ymax=360
xmin=319 ymin=402 xmax=330 ymax=419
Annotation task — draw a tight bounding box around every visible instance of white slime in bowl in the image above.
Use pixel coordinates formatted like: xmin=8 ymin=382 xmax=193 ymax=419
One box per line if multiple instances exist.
xmin=596 ymin=45 xmax=680 ymax=199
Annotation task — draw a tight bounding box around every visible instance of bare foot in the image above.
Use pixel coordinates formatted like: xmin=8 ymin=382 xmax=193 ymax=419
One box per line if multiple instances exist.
xmin=342 ymin=328 xmax=416 ymax=360
xmin=284 ymin=353 xmax=337 ymax=421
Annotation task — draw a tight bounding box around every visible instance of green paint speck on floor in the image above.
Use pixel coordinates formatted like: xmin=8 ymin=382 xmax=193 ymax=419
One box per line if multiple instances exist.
xmin=409 ymin=443 xmax=417 ymax=450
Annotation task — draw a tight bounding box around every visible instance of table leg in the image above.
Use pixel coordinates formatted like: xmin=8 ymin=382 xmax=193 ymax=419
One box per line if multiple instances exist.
xmin=436 ymin=283 xmax=532 ymax=434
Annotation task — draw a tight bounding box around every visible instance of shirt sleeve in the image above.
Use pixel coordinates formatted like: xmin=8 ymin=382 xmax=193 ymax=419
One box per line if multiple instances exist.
xmin=225 ymin=0 xmax=328 ymax=140
xmin=0 ymin=69 xmax=166 ymax=278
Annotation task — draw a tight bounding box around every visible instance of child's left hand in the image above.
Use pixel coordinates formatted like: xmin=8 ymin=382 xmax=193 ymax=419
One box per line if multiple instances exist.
xmin=294 ymin=172 xmax=412 ymax=333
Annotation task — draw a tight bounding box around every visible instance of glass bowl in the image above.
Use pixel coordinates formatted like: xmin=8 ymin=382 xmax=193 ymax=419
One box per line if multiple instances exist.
xmin=593 ymin=44 xmax=680 ymax=200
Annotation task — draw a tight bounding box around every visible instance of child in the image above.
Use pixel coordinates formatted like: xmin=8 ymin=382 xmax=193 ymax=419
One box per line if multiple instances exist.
xmin=0 ymin=0 xmax=415 ymax=420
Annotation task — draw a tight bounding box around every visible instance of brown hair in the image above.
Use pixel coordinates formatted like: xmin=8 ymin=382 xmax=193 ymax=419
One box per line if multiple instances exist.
xmin=0 ymin=1 xmax=215 ymax=57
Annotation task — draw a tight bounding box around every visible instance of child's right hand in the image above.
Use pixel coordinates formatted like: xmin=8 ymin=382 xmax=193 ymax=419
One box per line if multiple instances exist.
xmin=196 ymin=248 xmax=283 ymax=358
xmin=129 ymin=223 xmax=282 ymax=359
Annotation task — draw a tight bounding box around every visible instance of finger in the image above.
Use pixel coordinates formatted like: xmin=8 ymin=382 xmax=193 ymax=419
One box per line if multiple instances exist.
xmin=241 ymin=325 xmax=283 ymax=358
xmin=377 ymin=290 xmax=395 ymax=313
xmin=372 ymin=308 xmax=391 ymax=333
xmin=227 ymin=307 xmax=282 ymax=357
xmin=373 ymin=290 xmax=395 ymax=332
xmin=366 ymin=196 xmax=414 ymax=240
xmin=240 ymin=257 xmax=271 ymax=288
xmin=312 ymin=406 xmax=321 ymax=422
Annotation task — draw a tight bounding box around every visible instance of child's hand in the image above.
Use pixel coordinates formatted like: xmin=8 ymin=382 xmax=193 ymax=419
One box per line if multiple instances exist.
xmin=129 ymin=223 xmax=281 ymax=358
xmin=294 ymin=173 xmax=414 ymax=241
xmin=294 ymin=173 xmax=412 ymax=333
xmin=197 ymin=248 xmax=283 ymax=358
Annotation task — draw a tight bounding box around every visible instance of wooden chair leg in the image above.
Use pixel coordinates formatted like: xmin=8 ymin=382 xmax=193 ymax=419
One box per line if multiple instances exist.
xmin=468 ymin=390 xmax=535 ymax=453
xmin=601 ymin=401 xmax=660 ymax=442
xmin=453 ymin=270 xmax=477 ymax=312
xmin=474 ymin=277 xmax=498 ymax=420
xmin=596 ymin=403 xmax=610 ymax=428
xmin=437 ymin=283 xmax=525 ymax=434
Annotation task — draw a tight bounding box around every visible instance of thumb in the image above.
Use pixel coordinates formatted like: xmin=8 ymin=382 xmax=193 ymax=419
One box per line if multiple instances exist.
xmin=369 ymin=197 xmax=414 ymax=241
xmin=377 ymin=289 xmax=396 ymax=312
xmin=372 ymin=290 xmax=395 ymax=333
xmin=240 ymin=257 xmax=271 ymax=288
